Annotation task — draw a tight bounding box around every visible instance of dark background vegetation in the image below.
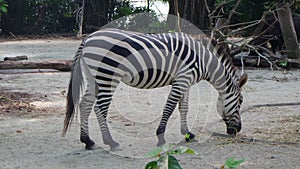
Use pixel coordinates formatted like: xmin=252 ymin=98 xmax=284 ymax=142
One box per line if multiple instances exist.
xmin=0 ymin=0 xmax=299 ymax=36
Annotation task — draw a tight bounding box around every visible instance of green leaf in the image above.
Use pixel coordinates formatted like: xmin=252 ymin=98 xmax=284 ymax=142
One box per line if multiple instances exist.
xmin=158 ymin=155 xmax=182 ymax=169
xmin=168 ymin=146 xmax=199 ymax=155
xmin=145 ymin=144 xmax=175 ymax=157
xmin=225 ymin=158 xmax=245 ymax=169
xmin=279 ymin=61 xmax=287 ymax=67
xmin=157 ymin=155 xmax=182 ymax=169
xmin=0 ymin=6 xmax=7 ymax=13
xmin=145 ymin=161 xmax=158 ymax=169
xmin=184 ymin=133 xmax=190 ymax=139
xmin=168 ymin=155 xmax=182 ymax=169
xmin=167 ymin=149 xmax=180 ymax=155
xmin=182 ymin=147 xmax=198 ymax=155
xmin=279 ymin=61 xmax=288 ymax=67
xmin=0 ymin=0 xmax=8 ymax=6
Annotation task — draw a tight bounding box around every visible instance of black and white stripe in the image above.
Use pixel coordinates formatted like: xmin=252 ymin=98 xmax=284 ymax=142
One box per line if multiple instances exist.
xmin=63 ymin=28 xmax=247 ymax=149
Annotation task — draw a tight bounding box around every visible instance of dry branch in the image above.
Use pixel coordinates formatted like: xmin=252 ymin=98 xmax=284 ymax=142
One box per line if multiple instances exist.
xmin=208 ymin=1 xmax=300 ymax=69
xmin=0 ymin=60 xmax=73 ymax=71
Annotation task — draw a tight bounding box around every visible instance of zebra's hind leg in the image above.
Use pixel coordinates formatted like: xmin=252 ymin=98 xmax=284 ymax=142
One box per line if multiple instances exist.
xmin=94 ymin=81 xmax=120 ymax=150
xmin=79 ymin=87 xmax=97 ymax=150
xmin=178 ymin=90 xmax=195 ymax=142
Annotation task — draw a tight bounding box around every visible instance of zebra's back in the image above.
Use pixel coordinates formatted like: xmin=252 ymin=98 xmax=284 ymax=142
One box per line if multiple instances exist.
xmin=81 ymin=29 xmax=200 ymax=89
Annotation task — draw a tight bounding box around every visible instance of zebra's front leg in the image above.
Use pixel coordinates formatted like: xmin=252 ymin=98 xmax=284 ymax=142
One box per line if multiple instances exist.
xmin=156 ymin=81 xmax=188 ymax=146
xmin=179 ymin=90 xmax=195 ymax=142
xmin=156 ymin=101 xmax=177 ymax=146
xmin=79 ymin=92 xmax=97 ymax=150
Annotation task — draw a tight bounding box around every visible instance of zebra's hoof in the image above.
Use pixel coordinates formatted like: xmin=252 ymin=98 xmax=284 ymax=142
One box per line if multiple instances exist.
xmin=108 ymin=141 xmax=120 ymax=151
xmin=110 ymin=144 xmax=121 ymax=152
xmin=157 ymin=134 xmax=166 ymax=147
xmin=157 ymin=141 xmax=166 ymax=147
xmin=185 ymin=132 xmax=195 ymax=142
xmin=85 ymin=143 xmax=99 ymax=150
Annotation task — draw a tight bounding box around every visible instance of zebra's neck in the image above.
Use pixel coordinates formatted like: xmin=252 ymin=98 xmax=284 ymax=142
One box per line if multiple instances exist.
xmin=199 ymin=41 xmax=238 ymax=96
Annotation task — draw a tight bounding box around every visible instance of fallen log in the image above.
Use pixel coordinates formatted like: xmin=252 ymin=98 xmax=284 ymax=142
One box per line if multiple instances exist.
xmin=0 ymin=60 xmax=73 ymax=71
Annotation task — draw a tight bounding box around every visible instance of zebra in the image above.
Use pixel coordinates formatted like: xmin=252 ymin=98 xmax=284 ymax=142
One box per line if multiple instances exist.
xmin=62 ymin=28 xmax=248 ymax=150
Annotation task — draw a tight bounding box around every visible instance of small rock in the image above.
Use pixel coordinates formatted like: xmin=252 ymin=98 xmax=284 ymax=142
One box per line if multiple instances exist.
xmin=4 ymin=55 xmax=28 ymax=61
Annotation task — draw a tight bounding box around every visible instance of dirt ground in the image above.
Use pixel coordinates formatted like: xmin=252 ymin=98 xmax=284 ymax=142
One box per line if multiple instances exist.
xmin=0 ymin=40 xmax=300 ymax=169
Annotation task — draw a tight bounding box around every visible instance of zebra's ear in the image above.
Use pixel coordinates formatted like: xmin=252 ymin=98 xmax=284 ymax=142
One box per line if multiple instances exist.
xmin=239 ymin=73 xmax=248 ymax=88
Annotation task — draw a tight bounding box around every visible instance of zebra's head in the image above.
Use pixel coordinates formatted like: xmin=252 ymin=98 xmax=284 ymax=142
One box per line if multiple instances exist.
xmin=217 ymin=73 xmax=248 ymax=136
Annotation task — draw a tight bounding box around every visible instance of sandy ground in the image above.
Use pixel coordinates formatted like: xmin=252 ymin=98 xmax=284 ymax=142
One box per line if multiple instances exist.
xmin=0 ymin=40 xmax=300 ymax=169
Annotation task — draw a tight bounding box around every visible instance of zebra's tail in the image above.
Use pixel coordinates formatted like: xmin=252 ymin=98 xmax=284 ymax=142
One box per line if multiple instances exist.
xmin=62 ymin=42 xmax=85 ymax=136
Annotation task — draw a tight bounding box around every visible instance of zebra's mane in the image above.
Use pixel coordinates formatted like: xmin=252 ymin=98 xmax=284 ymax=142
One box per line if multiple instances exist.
xmin=199 ymin=37 xmax=239 ymax=83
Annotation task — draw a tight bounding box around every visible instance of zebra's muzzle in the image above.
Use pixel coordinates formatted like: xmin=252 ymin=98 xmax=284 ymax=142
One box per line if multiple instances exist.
xmin=226 ymin=121 xmax=241 ymax=136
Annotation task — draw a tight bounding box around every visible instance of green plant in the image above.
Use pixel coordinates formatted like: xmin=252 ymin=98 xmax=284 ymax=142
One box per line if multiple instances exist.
xmin=0 ymin=0 xmax=7 ymax=14
xmin=145 ymin=144 xmax=245 ymax=169
xmin=279 ymin=60 xmax=288 ymax=68
xmin=217 ymin=157 xmax=245 ymax=169
xmin=0 ymin=0 xmax=8 ymax=21
xmin=145 ymin=144 xmax=199 ymax=169
xmin=113 ymin=0 xmax=150 ymax=20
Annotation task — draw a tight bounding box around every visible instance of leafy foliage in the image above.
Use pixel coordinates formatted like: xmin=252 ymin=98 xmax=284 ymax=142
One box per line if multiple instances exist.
xmin=106 ymin=11 xmax=169 ymax=33
xmin=3 ymin=0 xmax=298 ymax=35
xmin=0 ymin=0 xmax=8 ymax=22
xmin=145 ymin=144 xmax=198 ymax=169
xmin=279 ymin=61 xmax=288 ymax=68
xmin=113 ymin=0 xmax=149 ymax=20
xmin=145 ymin=144 xmax=245 ymax=169
xmin=0 ymin=0 xmax=79 ymax=34
xmin=0 ymin=0 xmax=156 ymax=34
xmin=215 ymin=157 xmax=245 ymax=169
xmin=25 ymin=0 xmax=78 ymax=33
xmin=110 ymin=0 xmax=170 ymax=33
xmin=224 ymin=157 xmax=245 ymax=169
xmin=0 ymin=0 xmax=8 ymax=14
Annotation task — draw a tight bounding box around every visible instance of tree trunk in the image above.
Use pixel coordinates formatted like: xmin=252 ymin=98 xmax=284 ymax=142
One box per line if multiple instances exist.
xmin=167 ymin=0 xmax=181 ymax=31
xmin=77 ymin=0 xmax=85 ymax=37
xmin=191 ymin=0 xmax=214 ymax=30
xmin=277 ymin=3 xmax=300 ymax=59
xmin=167 ymin=0 xmax=214 ymax=30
